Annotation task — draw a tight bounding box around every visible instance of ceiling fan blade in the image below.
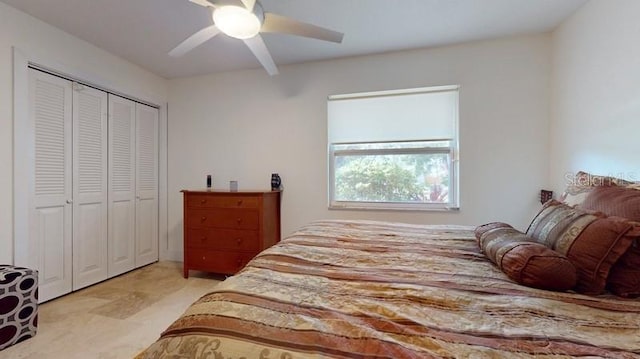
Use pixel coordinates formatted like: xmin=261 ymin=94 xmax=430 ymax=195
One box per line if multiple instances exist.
xmin=205 ymin=0 xmax=245 ymax=7
xmin=169 ymin=25 xmax=220 ymax=57
xmin=189 ymin=0 xmax=214 ymax=7
xmin=262 ymin=13 xmax=344 ymax=43
xmin=240 ymin=0 xmax=256 ymax=11
xmin=243 ymin=35 xmax=279 ymax=76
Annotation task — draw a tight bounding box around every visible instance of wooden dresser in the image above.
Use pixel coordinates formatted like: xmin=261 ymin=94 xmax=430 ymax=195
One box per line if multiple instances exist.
xmin=182 ymin=189 xmax=281 ymax=278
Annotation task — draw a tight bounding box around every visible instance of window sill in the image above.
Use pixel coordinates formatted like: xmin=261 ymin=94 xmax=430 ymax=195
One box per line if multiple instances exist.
xmin=329 ymin=203 xmax=460 ymax=212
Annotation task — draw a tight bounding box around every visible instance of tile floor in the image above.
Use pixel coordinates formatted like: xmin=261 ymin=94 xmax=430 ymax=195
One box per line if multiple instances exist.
xmin=0 ymin=261 xmax=223 ymax=359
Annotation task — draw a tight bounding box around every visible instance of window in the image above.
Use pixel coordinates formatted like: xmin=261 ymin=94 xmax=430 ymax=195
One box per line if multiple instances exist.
xmin=328 ymin=85 xmax=459 ymax=211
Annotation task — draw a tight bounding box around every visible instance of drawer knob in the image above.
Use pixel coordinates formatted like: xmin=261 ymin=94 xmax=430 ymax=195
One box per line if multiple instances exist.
xmin=236 ymin=238 xmax=243 ymax=245
xmin=201 ymin=236 xmax=207 ymax=241
xmin=200 ymin=216 xmax=207 ymax=222
xmin=237 ymin=200 xmax=243 ymax=206
xmin=236 ymin=218 xmax=242 ymax=224
xmin=200 ymin=199 xmax=207 ymax=204
xmin=202 ymin=256 xmax=206 ymax=260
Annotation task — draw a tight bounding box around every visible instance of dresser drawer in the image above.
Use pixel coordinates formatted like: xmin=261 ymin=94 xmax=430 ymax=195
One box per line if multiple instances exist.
xmin=187 ymin=208 xmax=259 ymax=230
xmin=187 ymin=194 xmax=259 ymax=209
xmin=186 ymin=249 xmax=254 ymax=275
xmin=187 ymin=228 xmax=259 ymax=251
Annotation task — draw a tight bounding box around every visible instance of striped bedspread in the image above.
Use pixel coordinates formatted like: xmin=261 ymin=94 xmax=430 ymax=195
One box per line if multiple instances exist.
xmin=137 ymin=220 xmax=640 ymax=358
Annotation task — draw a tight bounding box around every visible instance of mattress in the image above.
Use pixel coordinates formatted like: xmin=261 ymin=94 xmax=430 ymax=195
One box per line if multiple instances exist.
xmin=137 ymin=220 xmax=640 ymax=358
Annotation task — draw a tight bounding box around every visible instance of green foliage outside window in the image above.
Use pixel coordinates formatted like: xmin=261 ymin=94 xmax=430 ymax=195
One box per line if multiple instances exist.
xmin=335 ymin=153 xmax=449 ymax=203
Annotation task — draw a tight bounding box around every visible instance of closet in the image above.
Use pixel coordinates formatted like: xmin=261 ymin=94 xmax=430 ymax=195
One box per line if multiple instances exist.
xmin=22 ymin=68 xmax=158 ymax=302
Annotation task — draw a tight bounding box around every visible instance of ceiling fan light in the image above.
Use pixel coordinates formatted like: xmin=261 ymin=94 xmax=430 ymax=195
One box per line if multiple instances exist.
xmin=213 ymin=6 xmax=261 ymax=40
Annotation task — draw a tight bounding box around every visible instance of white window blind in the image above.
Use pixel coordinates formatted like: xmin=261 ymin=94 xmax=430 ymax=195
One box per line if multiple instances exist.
xmin=327 ymin=85 xmax=459 ymax=144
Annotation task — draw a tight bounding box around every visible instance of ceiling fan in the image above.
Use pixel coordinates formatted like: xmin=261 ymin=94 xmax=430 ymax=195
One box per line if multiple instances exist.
xmin=170 ymin=0 xmax=344 ymax=75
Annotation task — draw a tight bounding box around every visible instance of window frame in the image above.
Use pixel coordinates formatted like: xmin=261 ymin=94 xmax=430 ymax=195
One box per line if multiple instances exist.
xmin=327 ymin=85 xmax=460 ymax=212
xmin=329 ymin=139 xmax=459 ymax=211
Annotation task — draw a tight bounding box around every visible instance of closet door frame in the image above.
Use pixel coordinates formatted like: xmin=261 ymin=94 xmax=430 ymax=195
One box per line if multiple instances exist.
xmin=135 ymin=104 xmax=159 ymax=267
xmin=13 ymin=49 xmax=167 ymax=302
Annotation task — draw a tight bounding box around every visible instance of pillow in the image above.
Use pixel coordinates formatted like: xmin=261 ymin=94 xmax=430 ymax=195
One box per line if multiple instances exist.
xmin=559 ymin=171 xmax=630 ymax=206
xmin=475 ymin=223 xmax=577 ymax=291
xmin=526 ymin=200 xmax=639 ymax=295
xmin=578 ymin=186 xmax=640 ymax=297
xmin=579 ymin=185 xmax=640 ymax=221
xmin=607 ymin=243 xmax=640 ymax=298
xmin=474 ymin=222 xmax=511 ymax=243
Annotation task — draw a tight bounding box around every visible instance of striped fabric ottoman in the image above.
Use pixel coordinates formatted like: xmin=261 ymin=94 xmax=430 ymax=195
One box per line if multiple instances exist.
xmin=0 ymin=265 xmax=38 ymax=350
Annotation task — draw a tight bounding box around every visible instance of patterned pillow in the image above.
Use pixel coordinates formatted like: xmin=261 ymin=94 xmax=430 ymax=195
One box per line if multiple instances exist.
xmin=475 ymin=223 xmax=577 ymax=291
xmin=578 ymin=186 xmax=640 ymax=297
xmin=474 ymin=222 xmax=511 ymax=244
xmin=526 ymin=200 xmax=639 ymax=295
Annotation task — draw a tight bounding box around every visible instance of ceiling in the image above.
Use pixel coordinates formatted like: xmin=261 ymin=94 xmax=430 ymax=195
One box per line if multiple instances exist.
xmin=2 ymin=0 xmax=588 ymax=79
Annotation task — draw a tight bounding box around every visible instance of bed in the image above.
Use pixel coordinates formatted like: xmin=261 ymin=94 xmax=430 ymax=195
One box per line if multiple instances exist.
xmin=137 ymin=218 xmax=640 ymax=358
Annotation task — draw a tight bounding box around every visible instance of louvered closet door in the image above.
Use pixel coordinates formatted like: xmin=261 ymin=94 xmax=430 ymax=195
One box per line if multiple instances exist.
xmin=72 ymin=84 xmax=109 ymax=290
xmin=135 ymin=104 xmax=159 ymax=266
xmin=28 ymin=69 xmax=73 ymax=302
xmin=108 ymin=95 xmax=136 ymax=277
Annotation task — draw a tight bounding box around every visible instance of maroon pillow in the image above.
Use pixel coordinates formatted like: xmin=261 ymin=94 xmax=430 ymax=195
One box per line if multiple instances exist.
xmin=607 ymin=243 xmax=640 ymax=298
xmin=526 ymin=200 xmax=639 ymax=295
xmin=580 ymin=186 xmax=640 ymax=221
xmin=475 ymin=223 xmax=577 ymax=291
xmin=559 ymin=171 xmax=630 ymax=206
xmin=579 ymin=186 xmax=640 ymax=297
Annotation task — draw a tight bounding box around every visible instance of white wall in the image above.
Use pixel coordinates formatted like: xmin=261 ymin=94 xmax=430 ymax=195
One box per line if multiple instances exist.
xmin=0 ymin=2 xmax=168 ymax=264
xmin=167 ymin=33 xmax=551 ymax=257
xmin=550 ymin=0 xmax=640 ymax=192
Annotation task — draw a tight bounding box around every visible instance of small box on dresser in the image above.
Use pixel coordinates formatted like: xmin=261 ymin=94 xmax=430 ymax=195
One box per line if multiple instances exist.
xmin=181 ymin=189 xmax=281 ymax=278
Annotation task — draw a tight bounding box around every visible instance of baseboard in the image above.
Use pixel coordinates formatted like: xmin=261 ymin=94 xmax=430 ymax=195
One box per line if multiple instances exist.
xmin=160 ymin=249 xmax=183 ymax=262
